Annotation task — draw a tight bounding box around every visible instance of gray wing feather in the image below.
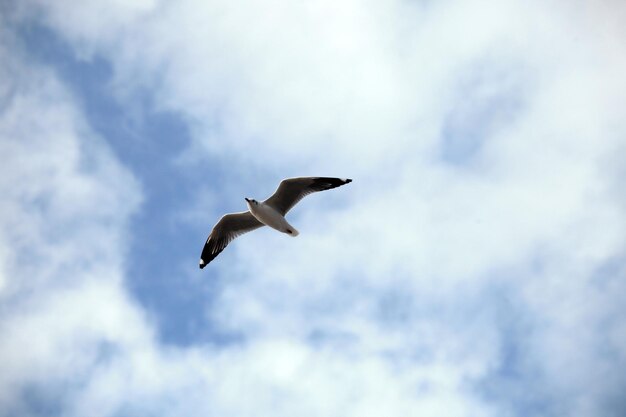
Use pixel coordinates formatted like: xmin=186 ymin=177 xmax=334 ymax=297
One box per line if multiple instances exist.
xmin=199 ymin=211 xmax=264 ymax=268
xmin=263 ymin=177 xmax=352 ymax=216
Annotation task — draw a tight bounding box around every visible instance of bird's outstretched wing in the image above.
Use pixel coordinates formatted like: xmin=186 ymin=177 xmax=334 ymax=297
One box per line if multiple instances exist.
xmin=199 ymin=211 xmax=264 ymax=268
xmin=263 ymin=177 xmax=352 ymax=216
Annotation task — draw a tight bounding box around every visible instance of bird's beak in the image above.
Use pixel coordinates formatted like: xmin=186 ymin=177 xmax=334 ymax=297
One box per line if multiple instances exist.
xmin=244 ymin=198 xmax=250 ymax=203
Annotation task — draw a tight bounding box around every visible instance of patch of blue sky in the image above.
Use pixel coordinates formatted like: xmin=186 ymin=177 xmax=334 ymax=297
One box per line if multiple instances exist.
xmin=476 ymin=281 xmax=554 ymax=417
xmin=590 ymin=256 xmax=626 ymax=290
xmin=440 ymin=61 xmax=527 ymax=166
xmin=16 ymin=384 xmax=66 ymax=417
xmin=15 ymin=22 xmax=237 ymax=347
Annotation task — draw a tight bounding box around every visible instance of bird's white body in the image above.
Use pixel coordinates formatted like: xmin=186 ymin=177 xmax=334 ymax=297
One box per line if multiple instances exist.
xmin=246 ymin=200 xmax=299 ymax=236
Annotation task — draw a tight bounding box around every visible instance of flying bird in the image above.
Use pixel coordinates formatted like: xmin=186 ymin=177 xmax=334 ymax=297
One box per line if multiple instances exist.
xmin=199 ymin=177 xmax=352 ymax=268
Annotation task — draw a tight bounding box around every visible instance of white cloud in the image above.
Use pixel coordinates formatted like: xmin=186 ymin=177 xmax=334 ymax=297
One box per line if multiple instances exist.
xmin=4 ymin=0 xmax=626 ymax=416
xmin=0 ymin=26 xmax=148 ymax=414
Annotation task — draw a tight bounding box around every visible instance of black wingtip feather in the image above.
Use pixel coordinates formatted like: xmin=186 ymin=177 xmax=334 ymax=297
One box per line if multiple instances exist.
xmin=199 ymin=241 xmax=225 ymax=269
xmin=311 ymin=177 xmax=353 ymax=191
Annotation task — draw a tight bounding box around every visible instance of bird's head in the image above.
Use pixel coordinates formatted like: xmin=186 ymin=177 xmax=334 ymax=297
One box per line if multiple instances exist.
xmin=244 ymin=198 xmax=258 ymax=208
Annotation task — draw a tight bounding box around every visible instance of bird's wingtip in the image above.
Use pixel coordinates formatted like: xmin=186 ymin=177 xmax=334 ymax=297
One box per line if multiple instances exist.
xmin=199 ymin=259 xmax=206 ymax=269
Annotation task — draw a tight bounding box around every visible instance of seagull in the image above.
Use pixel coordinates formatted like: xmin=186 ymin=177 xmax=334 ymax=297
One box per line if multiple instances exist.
xmin=199 ymin=177 xmax=352 ymax=268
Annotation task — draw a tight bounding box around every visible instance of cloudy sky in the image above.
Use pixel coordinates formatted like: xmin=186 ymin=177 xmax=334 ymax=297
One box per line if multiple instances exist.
xmin=1 ymin=0 xmax=625 ymax=416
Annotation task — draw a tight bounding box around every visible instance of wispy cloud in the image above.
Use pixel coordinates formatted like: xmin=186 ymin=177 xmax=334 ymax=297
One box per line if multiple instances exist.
xmin=0 ymin=19 xmax=149 ymax=413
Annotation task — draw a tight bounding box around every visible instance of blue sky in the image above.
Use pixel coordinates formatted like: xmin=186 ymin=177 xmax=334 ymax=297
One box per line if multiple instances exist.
xmin=1 ymin=1 xmax=625 ymax=416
